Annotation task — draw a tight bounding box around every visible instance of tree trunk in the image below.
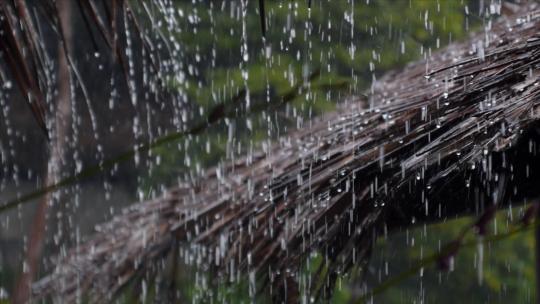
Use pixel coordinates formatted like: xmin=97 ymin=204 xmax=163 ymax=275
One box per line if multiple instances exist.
xmin=12 ymin=1 xmax=72 ymax=302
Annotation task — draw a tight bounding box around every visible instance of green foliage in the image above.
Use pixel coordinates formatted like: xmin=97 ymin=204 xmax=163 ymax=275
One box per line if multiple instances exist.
xmin=174 ymin=0 xmax=467 ymax=106
xmin=366 ymin=207 xmax=536 ymax=303
xmin=145 ymin=0 xmax=470 ymax=190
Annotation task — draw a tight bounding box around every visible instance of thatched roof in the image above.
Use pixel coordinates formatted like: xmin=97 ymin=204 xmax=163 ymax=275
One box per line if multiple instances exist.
xmin=33 ymin=2 xmax=540 ymax=302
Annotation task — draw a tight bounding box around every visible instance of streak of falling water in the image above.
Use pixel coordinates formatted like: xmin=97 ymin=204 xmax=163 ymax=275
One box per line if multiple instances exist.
xmin=240 ymin=0 xmax=250 ymax=110
xmin=0 ymin=85 xmax=12 ymax=181
xmin=477 ymin=236 xmax=484 ymax=285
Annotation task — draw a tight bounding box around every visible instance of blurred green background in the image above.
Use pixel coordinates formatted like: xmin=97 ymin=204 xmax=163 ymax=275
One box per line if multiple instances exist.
xmin=146 ymin=0 xmax=473 ymax=189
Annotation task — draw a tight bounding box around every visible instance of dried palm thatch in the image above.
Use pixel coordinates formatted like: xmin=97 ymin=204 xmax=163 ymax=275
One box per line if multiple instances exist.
xmin=32 ymin=2 xmax=540 ymax=303
xmin=0 ymin=0 xmax=174 ymax=138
